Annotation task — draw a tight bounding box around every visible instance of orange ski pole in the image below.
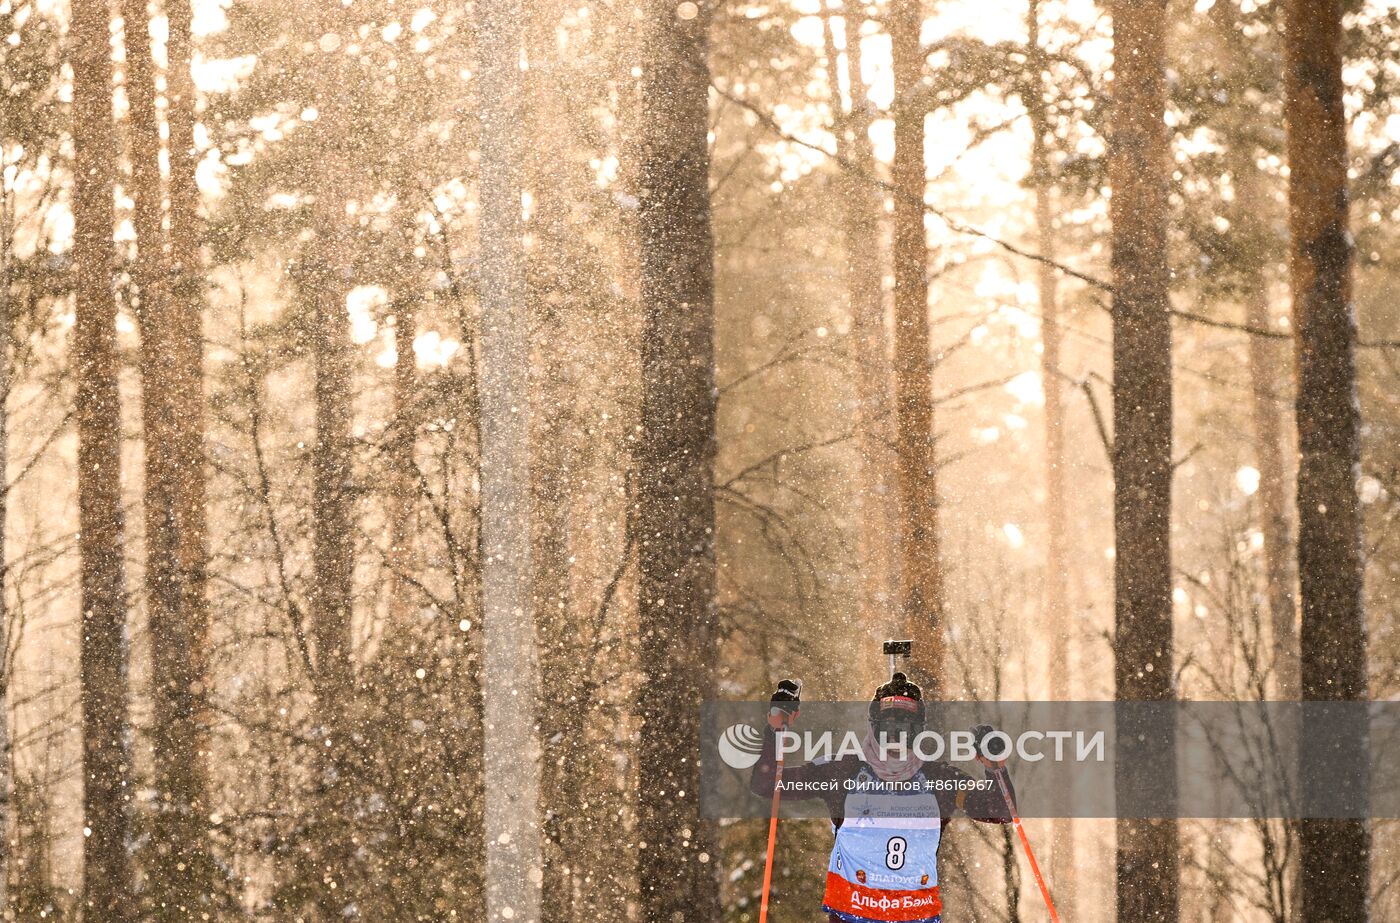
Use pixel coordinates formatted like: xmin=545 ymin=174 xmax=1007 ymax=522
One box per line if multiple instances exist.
xmin=991 ymin=765 xmax=1061 ymax=922
xmin=757 ymin=747 xmax=784 ymax=923
xmin=758 ymin=681 xmax=800 ymax=923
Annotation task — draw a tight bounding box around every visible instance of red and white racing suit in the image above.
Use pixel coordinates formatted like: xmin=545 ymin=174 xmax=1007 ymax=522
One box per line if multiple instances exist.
xmin=750 ymin=728 xmax=1013 ymax=923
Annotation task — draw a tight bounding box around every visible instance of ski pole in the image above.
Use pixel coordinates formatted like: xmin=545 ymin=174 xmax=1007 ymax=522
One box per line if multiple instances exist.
xmin=758 ymin=679 xmax=800 ymax=923
xmin=990 ymin=765 xmax=1062 ymax=922
xmin=757 ymin=744 xmax=784 ymax=923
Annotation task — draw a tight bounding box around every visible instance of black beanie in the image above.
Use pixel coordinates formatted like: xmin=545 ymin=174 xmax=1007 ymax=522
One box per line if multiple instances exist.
xmin=869 ymin=671 xmax=925 ymax=723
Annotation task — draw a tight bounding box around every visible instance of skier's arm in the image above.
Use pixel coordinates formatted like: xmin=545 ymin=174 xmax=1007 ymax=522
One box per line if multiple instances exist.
xmin=748 ymin=726 xmax=849 ymax=799
xmin=958 ymin=763 xmax=1016 ymax=824
xmin=958 ymin=724 xmax=1017 ymax=823
xmin=749 ymin=679 xmax=835 ymax=799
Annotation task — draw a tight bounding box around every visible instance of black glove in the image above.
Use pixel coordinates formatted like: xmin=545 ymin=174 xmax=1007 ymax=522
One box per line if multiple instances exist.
xmin=970 ymin=724 xmax=1005 ymax=768
xmin=768 ymin=679 xmax=801 ymax=728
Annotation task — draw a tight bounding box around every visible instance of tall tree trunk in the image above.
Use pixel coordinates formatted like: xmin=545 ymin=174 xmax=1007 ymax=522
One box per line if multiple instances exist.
xmin=387 ymin=288 xmax=418 ymax=624
xmin=166 ymin=4 xmax=210 ymax=714
xmin=387 ymin=198 xmax=420 ymax=628
xmin=120 ymin=0 xmax=164 ymax=296
xmin=1283 ymin=0 xmax=1371 ymax=918
xmin=530 ymin=319 xmax=574 ymax=923
xmin=308 ymin=134 xmax=354 ymax=700
xmin=72 ymin=0 xmax=137 ymax=917
xmin=823 ymin=3 xmax=898 ymax=658
xmin=531 ymin=318 xmax=573 ymax=923
xmin=1108 ymin=0 xmax=1178 ymax=919
xmin=167 ymin=0 xmax=210 ymax=649
xmin=304 ymin=6 xmax=358 ymax=917
xmin=297 ymin=0 xmax=361 ymax=694
xmin=635 ymin=0 xmax=721 ymax=917
xmin=1026 ymin=0 xmax=1076 ymax=913
xmin=522 ymin=8 xmax=582 ymax=919
xmin=1236 ymin=164 xmax=1299 ymax=699
xmin=0 ymin=111 xmax=11 ymax=917
xmin=1206 ymin=0 xmax=1299 ymax=702
xmin=477 ymin=0 xmax=544 ymax=919
xmin=889 ymin=0 xmax=944 ymax=696
xmin=123 ymin=0 xmax=216 ymax=913
xmin=308 ymin=173 xmax=358 ymax=919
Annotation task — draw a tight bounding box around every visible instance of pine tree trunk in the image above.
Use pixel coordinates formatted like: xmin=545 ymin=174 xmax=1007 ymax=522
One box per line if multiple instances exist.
xmin=823 ymin=6 xmax=898 ymax=657
xmin=477 ymin=0 xmax=544 ymax=918
xmin=166 ymin=5 xmax=210 ymax=715
xmin=530 ymin=330 xmax=574 ymax=923
xmin=1206 ymin=0 xmax=1299 ymax=703
xmin=522 ymin=10 xmax=582 ymax=917
xmin=303 ymin=3 xmax=356 ymax=706
xmin=309 ymin=227 xmax=354 ymax=702
xmin=387 ymin=200 xmax=420 ymax=628
xmin=387 ymin=287 xmax=418 ymax=623
xmin=72 ymin=0 xmax=137 ymax=916
xmin=0 ymin=121 xmax=11 ymax=917
xmin=124 ymin=0 xmax=216 ymax=912
xmin=1027 ymin=0 xmax=1070 ymax=710
xmin=1236 ymin=164 xmax=1299 ymax=700
xmin=532 ymin=365 xmax=573 ymax=923
xmin=1108 ymin=0 xmax=1179 ymax=919
xmin=120 ymin=0 xmax=164 ymax=298
xmin=303 ymin=8 xmax=358 ymax=917
xmin=635 ymin=0 xmax=721 ymax=917
xmin=1283 ymin=0 xmax=1371 ymax=917
xmin=1026 ymin=1 xmax=1076 ymax=912
xmin=166 ymin=0 xmax=210 ymax=667
xmin=889 ymin=0 xmax=945 ymax=696
xmin=307 ymin=188 xmax=358 ymax=920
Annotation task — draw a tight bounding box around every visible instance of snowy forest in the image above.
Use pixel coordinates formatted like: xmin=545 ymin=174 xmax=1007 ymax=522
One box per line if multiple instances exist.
xmin=1 ymin=0 xmax=1399 ymax=919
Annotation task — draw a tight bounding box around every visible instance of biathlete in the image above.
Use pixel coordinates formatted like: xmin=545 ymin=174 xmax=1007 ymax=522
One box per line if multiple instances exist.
xmin=750 ymin=673 xmax=1016 ymax=923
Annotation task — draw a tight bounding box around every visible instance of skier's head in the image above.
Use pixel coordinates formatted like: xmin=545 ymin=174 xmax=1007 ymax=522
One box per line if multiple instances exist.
xmin=868 ymin=672 xmax=925 ymax=738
